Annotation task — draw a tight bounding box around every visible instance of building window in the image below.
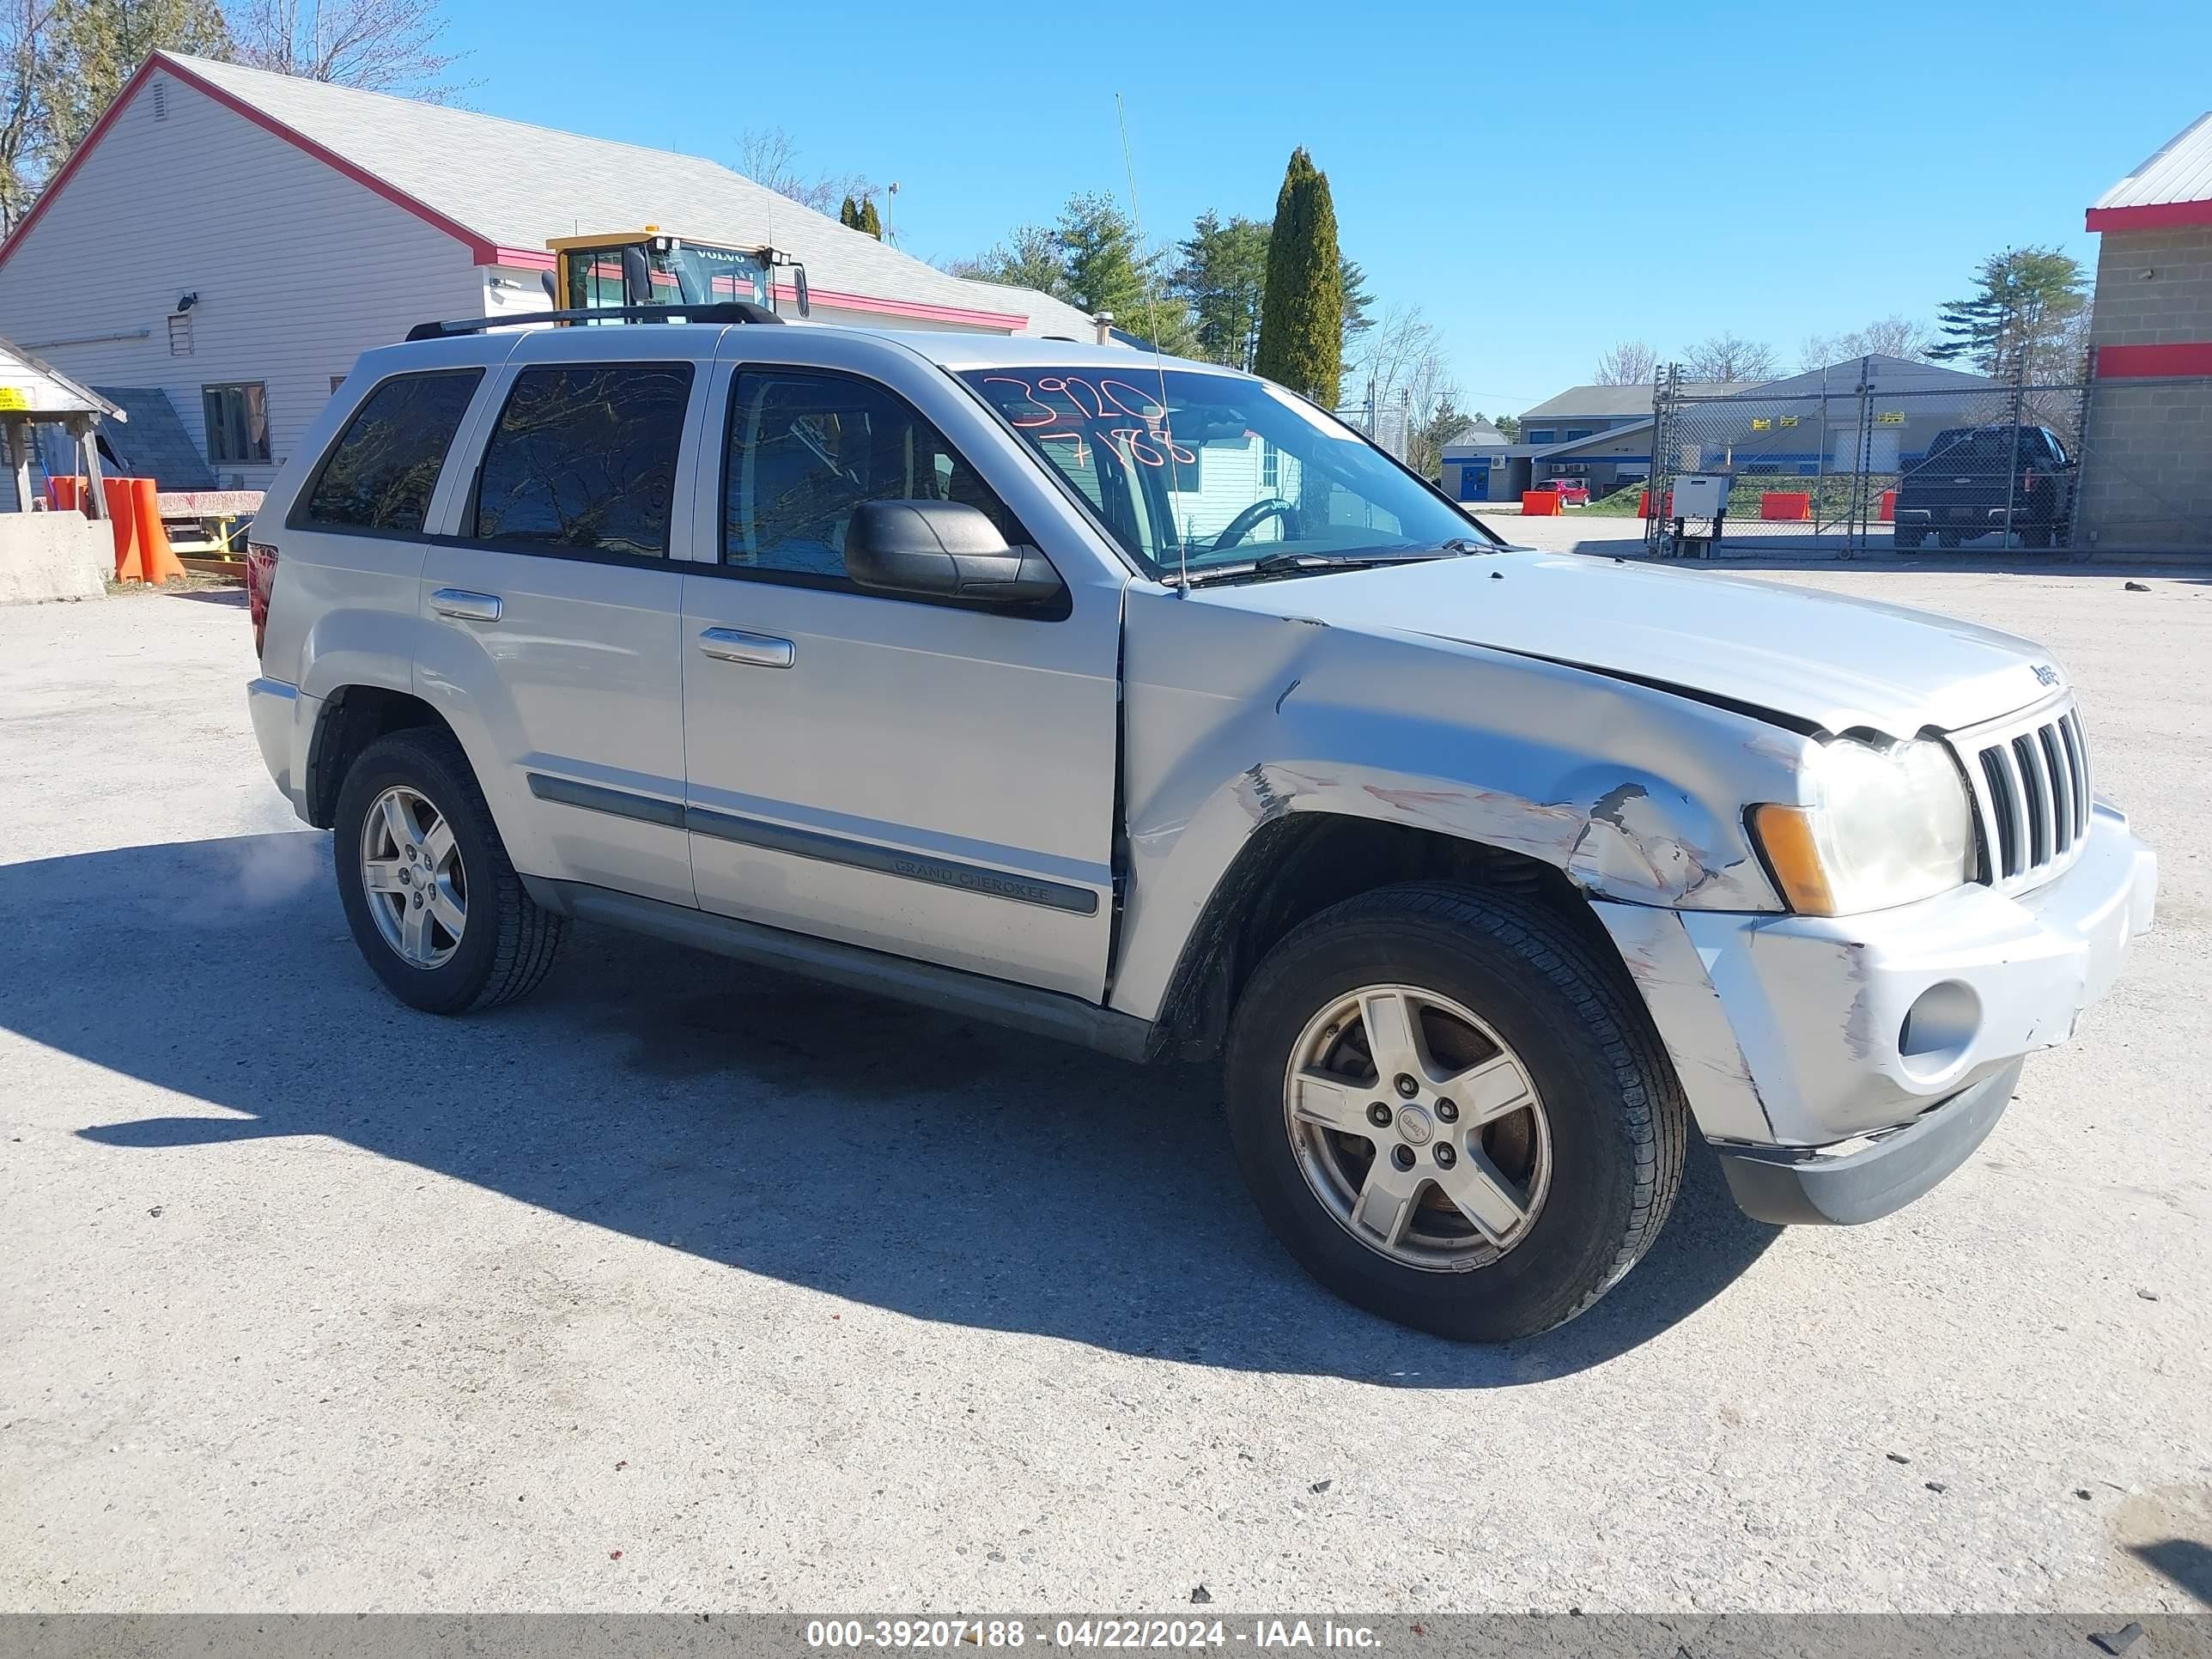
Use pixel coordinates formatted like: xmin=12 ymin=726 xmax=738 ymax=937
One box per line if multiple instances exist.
xmin=474 ymin=362 xmax=695 ymax=557
xmin=1565 ymin=428 xmax=1594 ymax=441
xmin=1261 ymin=441 xmax=1279 ymax=490
xmin=1527 ymin=429 xmax=1555 ymax=445
xmin=167 ymin=313 xmax=193 ymax=356
xmin=203 ymin=383 xmax=270 ymax=464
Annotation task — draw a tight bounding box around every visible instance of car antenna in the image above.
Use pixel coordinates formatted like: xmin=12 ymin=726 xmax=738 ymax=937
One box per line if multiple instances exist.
xmin=1115 ymin=92 xmax=1189 ymax=596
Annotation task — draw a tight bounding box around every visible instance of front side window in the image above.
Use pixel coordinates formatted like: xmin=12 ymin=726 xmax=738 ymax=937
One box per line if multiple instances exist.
xmin=724 ymin=369 xmax=1020 ymax=580
xmin=963 ymin=366 xmax=1480 ymax=580
xmin=303 ymin=369 xmax=482 ymax=534
xmin=204 ymin=382 xmax=270 ymax=465
xmin=473 ymin=362 xmax=694 ymax=556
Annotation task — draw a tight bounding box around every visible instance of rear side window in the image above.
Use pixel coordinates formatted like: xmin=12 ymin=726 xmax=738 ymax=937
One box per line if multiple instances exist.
xmin=303 ymin=369 xmax=482 ymax=533
xmin=473 ymin=363 xmax=695 ymax=557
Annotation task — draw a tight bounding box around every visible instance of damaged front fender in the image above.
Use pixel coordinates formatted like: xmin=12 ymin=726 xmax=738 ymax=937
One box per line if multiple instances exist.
xmin=1106 ymin=587 xmax=1817 ymax=1027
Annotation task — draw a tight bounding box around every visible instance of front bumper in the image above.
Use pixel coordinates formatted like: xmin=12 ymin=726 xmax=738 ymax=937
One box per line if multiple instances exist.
xmin=1713 ymin=1058 xmax=2023 ymax=1224
xmin=1596 ymin=800 xmax=2155 ymax=1220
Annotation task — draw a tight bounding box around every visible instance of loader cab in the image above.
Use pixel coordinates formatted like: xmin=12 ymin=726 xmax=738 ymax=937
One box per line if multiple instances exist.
xmin=544 ymin=229 xmax=811 ymax=319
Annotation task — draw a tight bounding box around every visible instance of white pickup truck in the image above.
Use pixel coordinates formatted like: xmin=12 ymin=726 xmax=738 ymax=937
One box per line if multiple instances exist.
xmin=245 ymin=309 xmax=2156 ymax=1340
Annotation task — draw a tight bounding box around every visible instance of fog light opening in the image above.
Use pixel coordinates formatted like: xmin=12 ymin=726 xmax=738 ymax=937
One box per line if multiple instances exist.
xmin=1899 ymin=981 xmax=1981 ymax=1080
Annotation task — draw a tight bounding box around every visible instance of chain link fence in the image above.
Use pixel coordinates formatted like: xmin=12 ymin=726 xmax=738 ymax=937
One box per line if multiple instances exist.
xmin=1642 ymin=360 xmax=2094 ymax=556
xmin=2068 ymin=372 xmax=2212 ymax=552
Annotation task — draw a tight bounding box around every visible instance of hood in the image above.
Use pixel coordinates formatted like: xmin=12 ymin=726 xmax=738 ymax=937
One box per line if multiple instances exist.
xmin=1189 ymin=550 xmax=2060 ymax=736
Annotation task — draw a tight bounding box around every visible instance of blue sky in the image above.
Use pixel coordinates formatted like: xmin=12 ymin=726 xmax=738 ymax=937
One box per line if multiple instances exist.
xmin=440 ymin=0 xmax=2209 ymax=414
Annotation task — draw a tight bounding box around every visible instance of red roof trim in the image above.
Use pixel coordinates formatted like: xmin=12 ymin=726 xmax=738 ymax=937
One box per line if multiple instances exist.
xmin=0 ymin=53 xmax=498 ymax=272
xmin=491 ymin=246 xmax=558 ymax=270
xmin=2086 ymin=200 xmax=2212 ymax=232
xmin=2095 ymin=341 xmax=2212 ymax=378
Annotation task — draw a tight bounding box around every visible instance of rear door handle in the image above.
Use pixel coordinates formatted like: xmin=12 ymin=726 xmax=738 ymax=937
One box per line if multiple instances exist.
xmin=429 ymin=587 xmax=502 ymax=623
xmin=698 ymin=627 xmax=794 ymax=669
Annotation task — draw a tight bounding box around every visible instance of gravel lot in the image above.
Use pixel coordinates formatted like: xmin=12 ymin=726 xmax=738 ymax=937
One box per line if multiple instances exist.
xmin=2 ymin=567 xmax=2208 ymax=1615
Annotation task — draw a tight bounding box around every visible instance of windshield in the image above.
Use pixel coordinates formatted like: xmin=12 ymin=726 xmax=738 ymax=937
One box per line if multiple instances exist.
xmin=562 ymin=243 xmax=771 ymax=313
xmin=660 ymin=242 xmax=771 ymax=306
xmin=961 ymin=365 xmax=1487 ymax=580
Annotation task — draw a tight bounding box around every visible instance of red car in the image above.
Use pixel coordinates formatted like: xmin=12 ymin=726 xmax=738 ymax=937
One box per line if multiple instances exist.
xmin=1532 ymin=479 xmax=1590 ymax=506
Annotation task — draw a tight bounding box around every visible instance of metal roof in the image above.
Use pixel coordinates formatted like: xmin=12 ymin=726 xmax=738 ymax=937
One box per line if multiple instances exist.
xmin=2089 ymin=112 xmax=2212 ymax=228
xmin=0 ymin=334 xmax=124 ymax=419
xmin=93 ymin=54 xmax=1100 ymax=338
xmin=1518 ymin=381 xmax=1765 ymax=420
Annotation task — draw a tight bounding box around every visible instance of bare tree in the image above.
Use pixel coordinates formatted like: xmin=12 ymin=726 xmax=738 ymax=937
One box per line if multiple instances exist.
xmin=1800 ymin=314 xmax=1936 ymax=369
xmin=228 ymin=0 xmax=467 ymax=100
xmin=1593 ymin=339 xmax=1657 ymax=385
xmin=1682 ymin=332 xmax=1779 ymax=383
xmin=736 ymin=125 xmax=873 ymax=222
xmin=0 ymin=0 xmax=55 ymax=233
xmin=1354 ymin=304 xmax=1462 ymax=477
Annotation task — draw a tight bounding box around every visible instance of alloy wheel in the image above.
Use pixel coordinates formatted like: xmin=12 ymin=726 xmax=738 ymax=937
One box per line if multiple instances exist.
xmin=359 ymin=784 xmax=466 ymax=970
xmin=1282 ymin=983 xmax=1552 ymax=1272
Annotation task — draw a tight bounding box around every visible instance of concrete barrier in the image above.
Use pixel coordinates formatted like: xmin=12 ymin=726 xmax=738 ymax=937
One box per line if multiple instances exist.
xmin=0 ymin=513 xmax=110 ymax=604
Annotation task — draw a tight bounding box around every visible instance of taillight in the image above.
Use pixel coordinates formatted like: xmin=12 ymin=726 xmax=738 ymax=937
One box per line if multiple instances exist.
xmin=245 ymin=541 xmax=278 ymax=659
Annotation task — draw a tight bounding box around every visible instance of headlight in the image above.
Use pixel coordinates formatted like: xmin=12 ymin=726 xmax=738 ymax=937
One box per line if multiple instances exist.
xmin=1752 ymin=737 xmax=1972 ymax=915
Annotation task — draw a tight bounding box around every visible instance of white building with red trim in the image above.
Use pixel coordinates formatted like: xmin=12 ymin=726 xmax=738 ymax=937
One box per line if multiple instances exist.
xmin=0 ymin=52 xmax=1093 ymax=494
xmin=2079 ymin=111 xmax=2212 ymax=550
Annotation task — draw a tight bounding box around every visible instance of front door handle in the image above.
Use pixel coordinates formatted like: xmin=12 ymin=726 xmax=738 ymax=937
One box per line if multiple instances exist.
xmin=698 ymin=627 xmax=794 ymax=669
xmin=429 ymin=587 xmax=502 ymax=623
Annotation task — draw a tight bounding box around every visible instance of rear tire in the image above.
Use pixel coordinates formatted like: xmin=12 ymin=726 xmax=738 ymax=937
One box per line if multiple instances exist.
xmin=1893 ymin=526 xmax=1925 ymax=551
xmin=1937 ymin=531 xmax=1962 ymax=549
xmin=1224 ymin=883 xmax=1688 ymax=1342
xmin=334 ymin=727 xmax=565 ymax=1014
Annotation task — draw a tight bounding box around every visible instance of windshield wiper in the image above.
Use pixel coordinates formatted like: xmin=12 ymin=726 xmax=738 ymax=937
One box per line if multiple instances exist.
xmin=1173 ymin=543 xmax=1484 ymax=589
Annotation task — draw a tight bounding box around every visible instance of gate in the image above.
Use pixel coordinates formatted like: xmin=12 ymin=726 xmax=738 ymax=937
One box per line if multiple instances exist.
xmin=1643 ymin=358 xmax=2092 ymax=557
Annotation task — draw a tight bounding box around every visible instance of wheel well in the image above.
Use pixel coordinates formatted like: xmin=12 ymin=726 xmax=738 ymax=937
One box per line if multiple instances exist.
xmin=1149 ymin=814 xmax=1613 ymax=1061
xmin=306 ymin=686 xmax=450 ymax=828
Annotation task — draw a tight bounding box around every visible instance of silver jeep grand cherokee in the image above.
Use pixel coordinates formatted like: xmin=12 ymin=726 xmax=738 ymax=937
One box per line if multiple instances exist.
xmin=244 ymin=307 xmax=2156 ymax=1341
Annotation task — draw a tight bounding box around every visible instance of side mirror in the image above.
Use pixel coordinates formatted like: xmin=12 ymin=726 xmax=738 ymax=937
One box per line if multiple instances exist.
xmin=846 ymin=501 xmax=1066 ymax=610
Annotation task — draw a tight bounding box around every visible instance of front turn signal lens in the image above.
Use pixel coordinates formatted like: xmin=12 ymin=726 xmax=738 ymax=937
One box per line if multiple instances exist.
xmin=1751 ymin=803 xmax=1839 ymax=916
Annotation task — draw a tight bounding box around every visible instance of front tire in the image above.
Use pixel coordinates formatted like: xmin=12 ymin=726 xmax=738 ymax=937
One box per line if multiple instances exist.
xmin=334 ymin=727 xmax=566 ymax=1014
xmin=1224 ymin=884 xmax=1688 ymax=1342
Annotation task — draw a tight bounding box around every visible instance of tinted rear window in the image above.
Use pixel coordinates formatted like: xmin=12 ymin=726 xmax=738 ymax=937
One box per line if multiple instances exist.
xmin=304 ymin=369 xmax=482 ymax=533
xmin=473 ymin=363 xmax=695 ymax=557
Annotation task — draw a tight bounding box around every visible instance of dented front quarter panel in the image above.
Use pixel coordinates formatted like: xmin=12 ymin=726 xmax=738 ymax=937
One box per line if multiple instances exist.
xmin=1106 ymin=582 xmax=1816 ymax=1028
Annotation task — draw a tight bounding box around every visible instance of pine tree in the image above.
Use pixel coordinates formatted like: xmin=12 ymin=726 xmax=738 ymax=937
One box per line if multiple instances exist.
xmin=44 ymin=0 xmax=229 ymax=158
xmin=1173 ymin=211 xmax=1270 ymax=370
xmin=1057 ymin=191 xmax=1148 ymax=317
xmin=1929 ymin=246 xmax=2088 ymax=382
xmin=856 ymin=196 xmax=882 ymax=240
xmin=1253 ymin=148 xmax=1344 ymax=405
xmin=838 ymin=195 xmax=861 ymax=230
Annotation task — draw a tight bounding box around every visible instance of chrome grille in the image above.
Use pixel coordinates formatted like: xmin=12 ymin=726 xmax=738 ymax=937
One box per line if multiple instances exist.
xmin=1950 ymin=696 xmax=2090 ymax=894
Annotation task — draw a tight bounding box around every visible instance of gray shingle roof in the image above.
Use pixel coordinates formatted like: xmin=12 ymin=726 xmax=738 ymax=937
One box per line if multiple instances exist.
xmin=162 ymin=53 xmax=1097 ymax=338
xmin=92 ymin=387 xmax=214 ymax=489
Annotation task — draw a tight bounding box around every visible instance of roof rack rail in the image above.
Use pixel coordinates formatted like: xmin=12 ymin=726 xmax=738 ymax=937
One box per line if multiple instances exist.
xmin=404 ymin=301 xmax=782 ymax=342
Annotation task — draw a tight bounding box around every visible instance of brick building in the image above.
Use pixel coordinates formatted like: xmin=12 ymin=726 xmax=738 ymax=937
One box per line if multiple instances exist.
xmin=2079 ymin=112 xmax=2212 ymax=551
